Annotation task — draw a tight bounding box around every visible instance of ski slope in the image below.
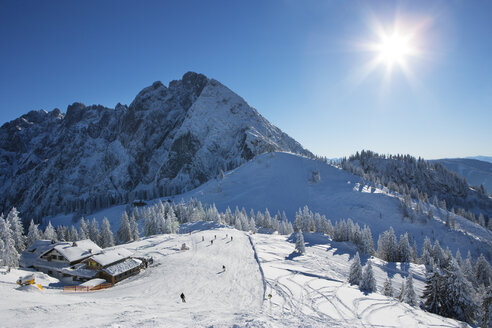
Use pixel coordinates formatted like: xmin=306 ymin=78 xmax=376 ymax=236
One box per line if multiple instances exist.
xmin=0 ymin=225 xmax=468 ymax=327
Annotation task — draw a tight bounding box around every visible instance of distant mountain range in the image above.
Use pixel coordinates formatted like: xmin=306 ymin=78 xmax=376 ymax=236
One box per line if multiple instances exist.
xmin=466 ymin=156 xmax=492 ymax=163
xmin=0 ymin=72 xmax=311 ymax=222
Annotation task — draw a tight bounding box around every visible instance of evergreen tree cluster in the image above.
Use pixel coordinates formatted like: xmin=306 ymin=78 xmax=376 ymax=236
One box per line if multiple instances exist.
xmin=341 ymin=150 xmax=492 ymax=229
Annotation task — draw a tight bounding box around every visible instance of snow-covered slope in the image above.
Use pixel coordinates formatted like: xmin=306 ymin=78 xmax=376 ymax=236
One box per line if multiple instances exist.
xmin=0 ymin=72 xmax=311 ymax=221
xmin=0 ymin=226 xmax=469 ymax=327
xmin=434 ymin=158 xmax=492 ymax=194
xmin=49 ymin=152 xmax=492 ymax=262
xmin=174 ymin=152 xmax=491 ymax=260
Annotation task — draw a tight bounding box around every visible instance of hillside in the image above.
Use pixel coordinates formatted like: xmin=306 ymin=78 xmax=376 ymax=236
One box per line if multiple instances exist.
xmin=0 ymin=72 xmax=311 ymax=222
xmin=0 ymin=225 xmax=469 ymax=327
xmin=48 ymin=152 xmax=492 ymax=262
xmin=435 ymin=158 xmax=492 ymax=194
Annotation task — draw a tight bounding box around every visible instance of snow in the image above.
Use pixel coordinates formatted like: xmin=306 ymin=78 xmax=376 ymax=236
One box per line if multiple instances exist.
xmin=90 ymin=248 xmax=133 ymax=267
xmin=0 ymin=226 xmax=469 ymax=327
xmin=80 ymin=279 xmax=106 ymax=287
xmin=52 ymin=239 xmax=102 ymax=263
xmin=102 ymin=258 xmax=141 ymax=276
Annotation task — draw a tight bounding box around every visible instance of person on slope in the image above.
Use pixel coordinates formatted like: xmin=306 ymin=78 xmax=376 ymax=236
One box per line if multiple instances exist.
xmin=222 ymin=265 xmax=226 ymax=271
xmin=180 ymin=292 xmax=186 ymax=303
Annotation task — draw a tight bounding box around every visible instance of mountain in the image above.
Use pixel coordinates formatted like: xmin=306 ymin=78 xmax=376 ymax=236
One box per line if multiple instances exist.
xmin=467 ymin=155 xmax=492 ymax=164
xmin=434 ymin=158 xmax=492 ymax=194
xmin=0 ymin=72 xmax=312 ymax=222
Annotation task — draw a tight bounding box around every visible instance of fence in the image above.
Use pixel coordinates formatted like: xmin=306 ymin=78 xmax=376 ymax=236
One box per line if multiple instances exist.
xmin=63 ymin=283 xmax=113 ymax=292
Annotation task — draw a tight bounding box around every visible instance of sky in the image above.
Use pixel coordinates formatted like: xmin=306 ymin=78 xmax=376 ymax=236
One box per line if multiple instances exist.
xmin=0 ymin=0 xmax=491 ymax=159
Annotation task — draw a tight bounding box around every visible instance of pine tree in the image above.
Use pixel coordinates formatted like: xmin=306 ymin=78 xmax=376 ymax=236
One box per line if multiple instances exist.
xmin=481 ymin=285 xmax=492 ymax=328
xmin=441 ymin=259 xmax=477 ymax=324
xmin=26 ymin=219 xmax=41 ymax=247
xmin=43 ymin=221 xmax=57 ymax=241
xmin=100 ymin=217 xmax=114 ymax=248
xmin=398 ymin=282 xmax=406 ymax=302
xmin=398 ymin=233 xmax=411 ymax=263
xmin=129 ymin=215 xmax=139 ymax=241
xmin=117 ymin=212 xmax=132 ymax=244
xmin=348 ymin=252 xmax=363 ymax=286
xmin=422 ymin=264 xmax=443 ymax=315
xmin=475 ymin=254 xmax=491 ymax=287
xmin=0 ymin=215 xmax=19 ymax=267
xmin=382 ymin=276 xmax=394 ymax=297
xmin=403 ymin=272 xmax=418 ymax=306
xmin=69 ymin=225 xmax=79 ymax=241
xmin=360 ymin=261 xmax=377 ymax=293
xmin=89 ymin=218 xmax=100 ymax=244
xmin=295 ymin=230 xmax=306 ymax=254
xmin=6 ymin=208 xmax=25 ymax=253
xmin=78 ymin=218 xmax=89 ymax=240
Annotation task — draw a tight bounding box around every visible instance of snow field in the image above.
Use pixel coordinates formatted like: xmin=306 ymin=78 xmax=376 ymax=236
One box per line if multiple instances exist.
xmin=252 ymin=233 xmax=468 ymax=327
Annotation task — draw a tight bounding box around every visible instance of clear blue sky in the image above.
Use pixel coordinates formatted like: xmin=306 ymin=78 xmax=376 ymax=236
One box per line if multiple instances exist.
xmin=1 ymin=0 xmax=491 ymax=159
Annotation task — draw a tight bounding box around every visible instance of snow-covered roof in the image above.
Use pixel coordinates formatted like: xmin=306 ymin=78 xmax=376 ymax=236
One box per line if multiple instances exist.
xmin=20 ymin=240 xmax=56 ymax=268
xmin=88 ymin=248 xmax=133 ymax=267
xmin=103 ymin=258 xmax=142 ymax=276
xmin=52 ymin=240 xmax=102 ymax=263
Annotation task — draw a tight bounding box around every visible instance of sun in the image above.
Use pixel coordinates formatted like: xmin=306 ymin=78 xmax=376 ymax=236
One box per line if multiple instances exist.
xmin=377 ymin=32 xmax=412 ymax=66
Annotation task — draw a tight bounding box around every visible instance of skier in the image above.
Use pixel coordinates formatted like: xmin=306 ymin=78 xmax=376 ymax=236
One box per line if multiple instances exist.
xmin=214 ymin=235 xmax=216 ymax=239
xmin=211 ymin=240 xmax=214 ymax=245
xmin=180 ymin=292 xmax=186 ymax=303
xmin=231 ymin=236 xmax=233 ymax=241
xmin=222 ymin=265 xmax=226 ymax=271
xmin=202 ymin=236 xmax=204 ymax=242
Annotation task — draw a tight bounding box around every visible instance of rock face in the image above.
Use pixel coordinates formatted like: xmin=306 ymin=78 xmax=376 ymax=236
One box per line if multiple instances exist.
xmin=0 ymin=72 xmax=312 ymax=222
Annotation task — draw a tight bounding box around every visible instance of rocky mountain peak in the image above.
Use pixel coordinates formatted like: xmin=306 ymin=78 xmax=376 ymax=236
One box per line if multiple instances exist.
xmin=0 ymin=72 xmax=312 ymax=223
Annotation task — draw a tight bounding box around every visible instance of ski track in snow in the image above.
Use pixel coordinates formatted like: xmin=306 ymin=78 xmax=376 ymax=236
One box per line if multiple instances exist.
xmin=1 ymin=226 xmax=470 ymax=327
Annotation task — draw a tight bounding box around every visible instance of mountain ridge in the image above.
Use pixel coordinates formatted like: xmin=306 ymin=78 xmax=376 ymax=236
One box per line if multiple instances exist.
xmin=0 ymin=72 xmax=312 ymax=222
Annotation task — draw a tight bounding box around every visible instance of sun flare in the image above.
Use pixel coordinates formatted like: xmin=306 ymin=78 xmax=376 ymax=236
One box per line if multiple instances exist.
xmin=377 ymin=32 xmax=412 ymax=66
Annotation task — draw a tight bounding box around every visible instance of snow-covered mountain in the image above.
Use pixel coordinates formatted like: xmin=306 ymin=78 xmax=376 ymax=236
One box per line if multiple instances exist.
xmin=434 ymin=158 xmax=492 ymax=194
xmin=0 ymin=72 xmax=311 ymax=222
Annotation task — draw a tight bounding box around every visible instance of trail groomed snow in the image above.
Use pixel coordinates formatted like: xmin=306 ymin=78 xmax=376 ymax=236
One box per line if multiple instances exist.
xmin=0 ymin=226 xmax=468 ymax=327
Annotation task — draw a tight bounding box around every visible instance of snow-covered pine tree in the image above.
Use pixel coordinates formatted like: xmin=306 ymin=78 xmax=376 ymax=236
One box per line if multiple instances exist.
xmin=26 ymin=219 xmax=41 ymax=247
xmin=43 ymin=221 xmax=57 ymax=241
xmin=398 ymin=282 xmax=406 ymax=302
xmin=475 ymin=254 xmax=491 ymax=287
xmin=481 ymin=285 xmax=492 ymax=328
xmin=89 ymin=218 xmax=100 ymax=244
xmin=422 ymin=263 xmax=443 ymax=315
xmin=56 ymin=225 xmax=66 ymax=241
xmin=432 ymin=240 xmax=445 ymax=267
xmin=360 ymin=261 xmax=377 ymax=293
xmin=382 ymin=276 xmax=394 ymax=297
xmin=0 ymin=215 xmax=19 ymax=267
xmin=295 ymin=230 xmax=306 ymax=254
xmin=441 ymin=259 xmax=477 ymax=324
xmin=78 ymin=218 xmax=89 ymax=240
xmin=129 ymin=215 xmax=139 ymax=241
xmin=421 ymin=237 xmax=433 ymax=265
xmin=118 ymin=212 xmax=132 ymax=244
xmin=398 ymin=233 xmax=411 ymax=263
xmin=6 ymin=208 xmax=25 ymax=253
xmin=69 ymin=225 xmax=79 ymax=241
xmin=100 ymin=217 xmax=114 ymax=248
xmin=348 ymin=252 xmax=362 ymax=286
xmin=403 ymin=272 xmax=418 ymax=306
xmin=461 ymin=250 xmax=475 ymax=282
